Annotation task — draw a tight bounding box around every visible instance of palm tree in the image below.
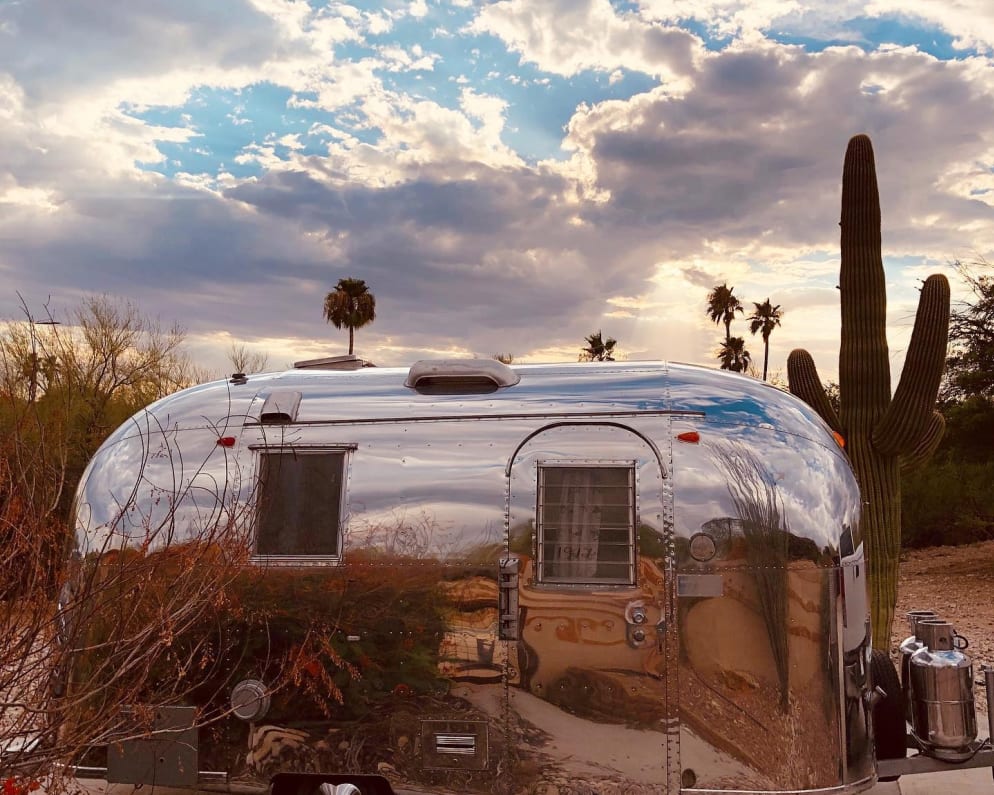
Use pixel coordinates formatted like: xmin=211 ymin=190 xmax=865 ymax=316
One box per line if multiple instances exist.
xmin=706 ymin=283 xmax=744 ymax=343
xmin=323 ymin=278 xmax=376 ymax=356
xmin=747 ymin=298 xmax=783 ymax=381
xmin=718 ymin=336 xmax=751 ymax=372
xmin=579 ymin=331 xmax=617 ymax=362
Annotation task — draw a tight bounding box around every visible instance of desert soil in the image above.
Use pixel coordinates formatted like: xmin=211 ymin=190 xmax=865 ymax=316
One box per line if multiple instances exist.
xmin=891 ymin=539 xmax=994 ymax=717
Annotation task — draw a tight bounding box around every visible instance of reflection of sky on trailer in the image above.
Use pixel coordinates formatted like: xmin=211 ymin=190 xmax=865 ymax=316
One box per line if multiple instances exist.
xmin=671 ymin=421 xmax=854 ymax=553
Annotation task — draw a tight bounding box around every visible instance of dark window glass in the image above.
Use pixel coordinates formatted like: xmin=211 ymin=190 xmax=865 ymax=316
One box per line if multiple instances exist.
xmin=256 ymin=451 xmax=345 ymax=556
xmin=537 ymin=465 xmax=635 ymax=584
xmin=840 ymin=524 xmax=855 ymax=559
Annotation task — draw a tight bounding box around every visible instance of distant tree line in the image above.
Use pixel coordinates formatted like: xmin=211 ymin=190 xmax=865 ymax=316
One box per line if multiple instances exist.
xmin=902 ymin=258 xmax=994 ymax=548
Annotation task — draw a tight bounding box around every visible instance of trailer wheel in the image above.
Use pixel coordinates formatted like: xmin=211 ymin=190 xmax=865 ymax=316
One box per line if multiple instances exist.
xmin=870 ymin=648 xmax=906 ymax=780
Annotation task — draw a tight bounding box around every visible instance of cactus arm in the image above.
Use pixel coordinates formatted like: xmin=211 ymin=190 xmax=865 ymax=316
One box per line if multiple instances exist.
xmin=899 ymin=410 xmax=946 ymax=475
xmin=873 ymin=274 xmax=951 ymax=456
xmin=786 ymin=349 xmax=843 ymax=434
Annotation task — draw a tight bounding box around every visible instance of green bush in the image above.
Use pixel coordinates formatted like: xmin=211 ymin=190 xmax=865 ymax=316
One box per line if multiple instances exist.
xmin=901 ymin=459 xmax=994 ymax=547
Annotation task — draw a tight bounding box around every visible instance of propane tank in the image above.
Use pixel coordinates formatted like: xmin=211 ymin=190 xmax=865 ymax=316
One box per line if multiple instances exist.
xmin=900 ymin=610 xmax=939 ymax=720
xmin=908 ymin=620 xmax=977 ymax=761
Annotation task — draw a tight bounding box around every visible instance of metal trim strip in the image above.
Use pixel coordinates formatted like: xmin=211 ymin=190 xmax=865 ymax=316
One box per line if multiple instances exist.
xmin=245 ymin=409 xmax=706 ymax=428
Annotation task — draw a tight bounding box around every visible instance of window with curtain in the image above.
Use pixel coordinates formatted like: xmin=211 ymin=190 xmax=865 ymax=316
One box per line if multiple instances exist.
xmin=537 ymin=464 xmax=635 ymax=584
xmin=256 ymin=449 xmax=346 ymax=557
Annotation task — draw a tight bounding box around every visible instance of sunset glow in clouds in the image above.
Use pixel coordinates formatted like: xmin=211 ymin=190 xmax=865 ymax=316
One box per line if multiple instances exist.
xmin=2 ymin=0 xmax=993 ymax=378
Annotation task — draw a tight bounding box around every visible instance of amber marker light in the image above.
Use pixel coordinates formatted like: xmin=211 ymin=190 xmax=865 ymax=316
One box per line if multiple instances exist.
xmin=832 ymin=431 xmax=846 ymax=449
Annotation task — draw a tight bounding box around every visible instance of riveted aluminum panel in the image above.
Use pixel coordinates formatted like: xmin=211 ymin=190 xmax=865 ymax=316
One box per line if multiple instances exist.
xmin=68 ymin=361 xmax=869 ymax=794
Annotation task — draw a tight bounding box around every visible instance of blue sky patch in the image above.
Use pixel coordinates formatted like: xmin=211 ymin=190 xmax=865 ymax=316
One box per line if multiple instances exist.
xmin=770 ymin=14 xmax=973 ymax=60
xmin=677 ymin=18 xmax=734 ymax=52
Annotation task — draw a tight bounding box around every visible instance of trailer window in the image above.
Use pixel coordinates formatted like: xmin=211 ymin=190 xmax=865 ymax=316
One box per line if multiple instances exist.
xmin=256 ymin=450 xmax=346 ymax=557
xmin=537 ymin=465 xmax=635 ymax=585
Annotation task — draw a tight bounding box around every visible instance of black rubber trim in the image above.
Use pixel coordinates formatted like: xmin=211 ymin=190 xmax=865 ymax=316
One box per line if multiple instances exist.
xmin=871 ymin=648 xmax=907 ymax=780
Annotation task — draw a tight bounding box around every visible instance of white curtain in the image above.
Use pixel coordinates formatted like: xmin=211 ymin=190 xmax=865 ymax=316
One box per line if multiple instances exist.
xmin=549 ymin=468 xmax=602 ymax=579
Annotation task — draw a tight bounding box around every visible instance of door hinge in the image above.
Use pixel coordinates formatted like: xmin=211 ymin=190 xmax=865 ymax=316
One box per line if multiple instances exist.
xmin=498 ymin=557 xmax=520 ymax=640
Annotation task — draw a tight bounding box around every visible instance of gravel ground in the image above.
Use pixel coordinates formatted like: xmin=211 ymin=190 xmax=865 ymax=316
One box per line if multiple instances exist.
xmin=890 ymin=539 xmax=994 ymax=717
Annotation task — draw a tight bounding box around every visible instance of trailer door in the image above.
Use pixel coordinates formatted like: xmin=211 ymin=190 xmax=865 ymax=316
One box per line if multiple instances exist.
xmin=502 ymin=420 xmax=675 ymax=794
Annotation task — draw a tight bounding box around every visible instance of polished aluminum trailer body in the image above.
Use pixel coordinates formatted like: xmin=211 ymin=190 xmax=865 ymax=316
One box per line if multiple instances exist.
xmin=72 ymin=360 xmax=876 ymax=794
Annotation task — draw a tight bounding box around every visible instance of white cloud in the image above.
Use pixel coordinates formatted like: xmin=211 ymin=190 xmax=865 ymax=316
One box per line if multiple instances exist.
xmin=460 ymin=87 xmax=508 ymax=126
xmin=276 ymin=86 xmax=523 ymax=187
xmin=278 ymin=133 xmax=305 ymax=150
xmin=0 ymin=182 xmax=60 ymax=212
xmin=364 ymin=10 xmax=394 ymax=35
xmin=287 ymin=59 xmax=385 ymax=111
xmin=470 ymin=0 xmax=701 ymax=84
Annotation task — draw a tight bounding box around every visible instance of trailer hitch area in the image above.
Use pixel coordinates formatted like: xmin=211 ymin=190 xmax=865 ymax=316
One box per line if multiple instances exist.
xmin=863 ymin=685 xmax=887 ymax=711
xmin=270 ymin=772 xmax=395 ymax=795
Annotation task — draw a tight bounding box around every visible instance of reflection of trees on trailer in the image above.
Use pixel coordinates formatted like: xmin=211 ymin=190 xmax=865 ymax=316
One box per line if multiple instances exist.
xmin=61 ymin=359 xmax=994 ymax=795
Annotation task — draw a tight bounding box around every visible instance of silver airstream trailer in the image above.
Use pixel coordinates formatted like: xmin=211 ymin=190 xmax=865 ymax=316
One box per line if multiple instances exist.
xmin=66 ymin=359 xmax=994 ymax=794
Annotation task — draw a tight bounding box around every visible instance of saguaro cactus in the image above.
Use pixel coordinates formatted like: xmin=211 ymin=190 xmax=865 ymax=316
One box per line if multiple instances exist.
xmin=787 ymin=134 xmax=949 ymax=648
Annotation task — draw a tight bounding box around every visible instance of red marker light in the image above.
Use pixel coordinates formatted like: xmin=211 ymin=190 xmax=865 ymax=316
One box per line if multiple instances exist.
xmin=832 ymin=431 xmax=846 ymax=449
xmin=677 ymin=431 xmax=700 ymax=444
xmin=217 ymin=436 xmax=237 ymax=447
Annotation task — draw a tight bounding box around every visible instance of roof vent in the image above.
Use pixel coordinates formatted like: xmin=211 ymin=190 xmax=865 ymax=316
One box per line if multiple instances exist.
xmin=260 ymin=391 xmax=302 ymax=424
xmin=405 ymin=359 xmax=520 ymax=394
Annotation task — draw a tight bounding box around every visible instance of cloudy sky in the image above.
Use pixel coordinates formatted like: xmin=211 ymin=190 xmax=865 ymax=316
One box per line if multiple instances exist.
xmin=2 ymin=0 xmax=993 ymax=381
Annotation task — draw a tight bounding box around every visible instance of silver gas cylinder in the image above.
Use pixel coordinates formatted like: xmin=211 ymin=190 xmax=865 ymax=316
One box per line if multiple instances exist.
xmin=908 ymin=621 xmax=977 ymax=760
xmin=900 ymin=610 xmax=939 ymax=719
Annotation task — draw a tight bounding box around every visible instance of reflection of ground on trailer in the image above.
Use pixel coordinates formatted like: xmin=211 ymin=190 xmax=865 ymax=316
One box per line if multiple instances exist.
xmin=513 ymin=557 xmax=666 ymax=695
xmin=436 ymin=577 xmax=503 ymax=685
xmin=679 ymin=558 xmax=847 ymax=790
xmin=502 ymin=552 xmax=846 ymax=790
xmin=455 ymin=679 xmax=752 ymax=795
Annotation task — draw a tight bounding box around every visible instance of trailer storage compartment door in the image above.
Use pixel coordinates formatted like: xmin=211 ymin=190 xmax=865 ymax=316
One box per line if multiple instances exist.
xmin=503 ymin=420 xmax=675 ymax=795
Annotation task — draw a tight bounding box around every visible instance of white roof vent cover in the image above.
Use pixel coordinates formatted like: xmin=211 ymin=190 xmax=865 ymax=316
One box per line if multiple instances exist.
xmin=260 ymin=390 xmax=302 ymax=424
xmin=405 ymin=359 xmax=520 ymax=392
